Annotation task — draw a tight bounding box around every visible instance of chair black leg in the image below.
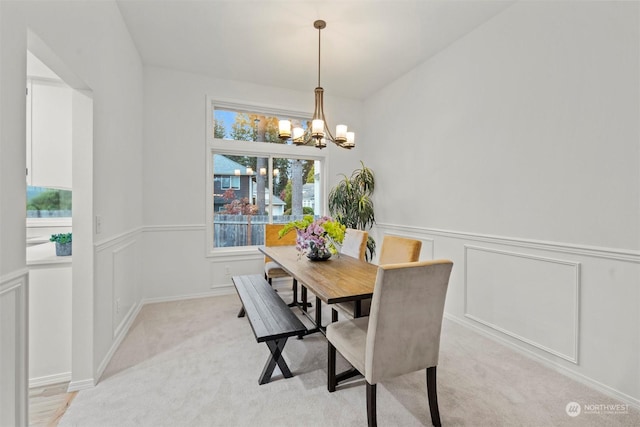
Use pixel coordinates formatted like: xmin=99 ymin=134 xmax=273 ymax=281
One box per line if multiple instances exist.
xmin=237 ymin=307 xmax=245 ymax=317
xmin=328 ymin=342 xmax=337 ymax=392
xmin=266 ymin=276 xmax=282 ymax=293
xmin=426 ymin=366 xmax=441 ymax=427
xmin=366 ymin=382 xmax=377 ymax=427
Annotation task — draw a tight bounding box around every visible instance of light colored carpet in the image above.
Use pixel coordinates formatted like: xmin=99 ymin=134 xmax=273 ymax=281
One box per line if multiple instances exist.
xmin=59 ymin=282 xmax=640 ymax=426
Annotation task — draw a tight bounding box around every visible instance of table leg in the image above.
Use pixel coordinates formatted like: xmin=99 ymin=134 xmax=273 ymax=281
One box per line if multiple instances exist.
xmin=315 ymin=296 xmax=324 ymax=329
xmin=354 ymin=300 xmax=362 ymax=318
xmin=288 ymin=279 xmax=299 ymax=307
xmin=301 ymin=286 xmax=308 ymax=312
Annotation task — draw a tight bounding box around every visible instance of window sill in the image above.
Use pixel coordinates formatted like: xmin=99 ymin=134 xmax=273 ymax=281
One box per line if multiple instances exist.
xmin=26 ymin=217 xmax=72 ymax=228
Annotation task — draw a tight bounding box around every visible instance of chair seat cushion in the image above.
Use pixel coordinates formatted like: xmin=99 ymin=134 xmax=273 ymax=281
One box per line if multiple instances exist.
xmin=326 ymin=316 xmax=369 ymax=375
xmin=264 ymin=261 xmax=290 ymax=279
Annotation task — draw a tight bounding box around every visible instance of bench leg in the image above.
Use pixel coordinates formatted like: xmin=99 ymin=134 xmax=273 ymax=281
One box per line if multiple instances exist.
xmin=259 ymin=338 xmax=292 ymax=385
xmin=237 ymin=306 xmax=245 ymax=317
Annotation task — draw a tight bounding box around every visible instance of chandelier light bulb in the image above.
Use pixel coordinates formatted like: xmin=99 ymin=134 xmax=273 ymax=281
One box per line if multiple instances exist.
xmin=346 ymin=132 xmax=355 ymax=147
xmin=312 ymin=119 xmax=325 ymax=138
xmin=335 ymin=124 xmax=347 ymax=143
xmin=278 ymin=120 xmax=291 ymax=139
xmin=292 ymin=127 xmax=305 ymax=142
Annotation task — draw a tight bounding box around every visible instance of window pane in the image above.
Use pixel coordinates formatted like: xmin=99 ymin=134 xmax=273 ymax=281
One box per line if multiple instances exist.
xmin=26 ymin=186 xmax=72 ymax=218
xmin=212 ymin=154 xmax=321 ymax=248
xmin=213 ymin=108 xmax=308 ymax=144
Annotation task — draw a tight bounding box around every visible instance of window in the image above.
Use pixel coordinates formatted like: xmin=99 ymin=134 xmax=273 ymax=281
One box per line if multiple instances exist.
xmin=27 ymin=186 xmax=72 ymax=218
xmin=206 ymin=101 xmax=328 ymax=253
xmin=220 ymin=175 xmax=240 ymax=190
xmin=214 ymin=107 xmax=309 ymax=144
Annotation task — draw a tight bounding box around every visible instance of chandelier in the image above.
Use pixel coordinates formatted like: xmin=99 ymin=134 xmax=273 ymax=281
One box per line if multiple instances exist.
xmin=278 ymin=20 xmax=355 ymax=149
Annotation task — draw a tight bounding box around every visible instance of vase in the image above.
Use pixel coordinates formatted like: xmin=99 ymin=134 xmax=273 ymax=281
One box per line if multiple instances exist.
xmin=306 ymin=241 xmax=332 ymax=261
xmin=55 ymin=242 xmax=72 ymax=256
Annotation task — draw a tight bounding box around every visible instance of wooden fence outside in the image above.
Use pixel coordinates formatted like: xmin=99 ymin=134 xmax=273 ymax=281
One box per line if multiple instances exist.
xmin=213 ymin=214 xmax=307 ymax=247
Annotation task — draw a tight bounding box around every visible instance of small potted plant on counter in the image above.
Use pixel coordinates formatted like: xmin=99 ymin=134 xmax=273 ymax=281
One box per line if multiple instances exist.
xmin=50 ymin=233 xmax=72 ymax=256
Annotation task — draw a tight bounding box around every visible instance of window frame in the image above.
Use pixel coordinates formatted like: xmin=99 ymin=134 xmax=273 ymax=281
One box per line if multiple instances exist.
xmin=205 ymin=97 xmax=330 ymax=257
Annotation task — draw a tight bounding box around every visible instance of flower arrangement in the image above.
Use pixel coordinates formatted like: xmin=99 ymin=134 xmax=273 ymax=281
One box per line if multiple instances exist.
xmin=279 ymin=215 xmax=346 ymax=259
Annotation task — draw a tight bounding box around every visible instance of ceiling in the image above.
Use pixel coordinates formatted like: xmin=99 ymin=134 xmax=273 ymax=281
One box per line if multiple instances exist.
xmin=116 ymin=0 xmax=515 ymax=100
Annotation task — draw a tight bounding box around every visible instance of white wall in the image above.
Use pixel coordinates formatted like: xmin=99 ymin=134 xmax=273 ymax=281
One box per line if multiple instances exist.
xmin=0 ymin=1 xmax=144 ymax=413
xmin=363 ymin=1 xmax=640 ymax=406
xmin=28 ymin=267 xmax=72 ymax=387
xmin=141 ymin=66 xmax=364 ymax=300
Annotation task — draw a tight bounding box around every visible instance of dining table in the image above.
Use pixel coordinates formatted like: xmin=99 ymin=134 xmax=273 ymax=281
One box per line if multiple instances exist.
xmin=258 ymin=245 xmax=378 ymax=331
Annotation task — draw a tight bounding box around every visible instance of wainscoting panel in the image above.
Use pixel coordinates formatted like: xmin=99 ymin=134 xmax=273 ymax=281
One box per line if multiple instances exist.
xmin=376 ymin=223 xmax=640 ymax=407
xmin=0 ymin=270 xmax=29 ymax=427
xmin=28 ymin=267 xmax=72 ymax=387
xmin=464 ymin=245 xmax=580 ymax=363
xmin=94 ymin=229 xmax=142 ymax=382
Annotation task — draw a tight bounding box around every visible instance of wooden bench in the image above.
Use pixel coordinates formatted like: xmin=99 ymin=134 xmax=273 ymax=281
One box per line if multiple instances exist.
xmin=232 ymin=274 xmax=307 ymax=385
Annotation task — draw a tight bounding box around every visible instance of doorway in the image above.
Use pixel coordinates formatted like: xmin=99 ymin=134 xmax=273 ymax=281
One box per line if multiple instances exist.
xmin=25 ymin=31 xmax=94 ymax=424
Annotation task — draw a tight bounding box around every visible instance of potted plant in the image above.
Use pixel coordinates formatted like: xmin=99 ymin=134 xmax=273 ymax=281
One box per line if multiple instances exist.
xmin=50 ymin=232 xmax=72 ymax=256
xmin=280 ymin=215 xmax=345 ymax=260
xmin=329 ymin=161 xmax=376 ymax=261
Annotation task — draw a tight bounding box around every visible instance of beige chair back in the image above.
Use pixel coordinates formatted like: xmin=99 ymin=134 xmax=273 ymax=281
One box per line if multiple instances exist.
xmin=365 ymin=260 xmax=453 ymax=385
xmin=340 ymin=228 xmax=368 ymax=260
xmin=378 ymin=235 xmax=422 ymax=265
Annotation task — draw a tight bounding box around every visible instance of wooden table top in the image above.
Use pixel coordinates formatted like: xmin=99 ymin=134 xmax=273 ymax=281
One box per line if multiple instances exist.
xmin=259 ymin=245 xmax=378 ymax=305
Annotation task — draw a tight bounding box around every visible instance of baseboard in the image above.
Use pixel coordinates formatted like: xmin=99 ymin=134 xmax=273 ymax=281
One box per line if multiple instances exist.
xmin=113 ymin=298 xmax=141 ymax=341
xmin=444 ymin=313 xmax=640 ymax=410
xmin=67 ymin=378 xmax=95 ymax=392
xmin=29 ymin=372 xmax=71 ymax=389
xmin=96 ymin=301 xmax=143 ymax=383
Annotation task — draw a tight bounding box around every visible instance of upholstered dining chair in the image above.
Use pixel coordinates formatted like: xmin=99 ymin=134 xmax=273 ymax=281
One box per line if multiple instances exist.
xmin=377 ymin=235 xmax=422 ymax=265
xmin=334 ymin=234 xmax=422 ymax=319
xmin=340 ymin=228 xmax=368 ymax=260
xmin=263 ymin=223 xmax=297 ymax=285
xmin=238 ymin=223 xmax=298 ymax=317
xmin=327 ymin=260 xmax=454 ymax=427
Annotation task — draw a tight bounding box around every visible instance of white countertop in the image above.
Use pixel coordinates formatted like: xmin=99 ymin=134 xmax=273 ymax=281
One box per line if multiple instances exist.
xmin=27 ymin=242 xmax=72 ymax=266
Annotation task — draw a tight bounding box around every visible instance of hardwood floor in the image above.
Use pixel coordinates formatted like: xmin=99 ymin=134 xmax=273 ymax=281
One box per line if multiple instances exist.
xmin=29 ymin=382 xmax=77 ymax=427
